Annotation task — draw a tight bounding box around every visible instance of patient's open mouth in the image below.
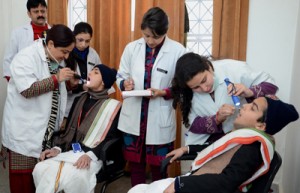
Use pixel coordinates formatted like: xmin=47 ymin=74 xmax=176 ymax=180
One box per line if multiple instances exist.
xmin=87 ymin=77 xmax=91 ymax=85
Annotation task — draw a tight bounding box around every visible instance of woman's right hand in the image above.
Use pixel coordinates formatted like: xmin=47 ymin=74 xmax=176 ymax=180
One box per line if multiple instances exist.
xmin=123 ymin=78 xmax=135 ymax=91
xmin=56 ymin=67 xmax=75 ymax=82
xmin=216 ymin=104 xmax=235 ymax=124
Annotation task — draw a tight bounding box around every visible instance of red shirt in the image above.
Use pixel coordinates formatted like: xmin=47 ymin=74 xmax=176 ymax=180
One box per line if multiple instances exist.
xmin=31 ymin=22 xmax=48 ymax=40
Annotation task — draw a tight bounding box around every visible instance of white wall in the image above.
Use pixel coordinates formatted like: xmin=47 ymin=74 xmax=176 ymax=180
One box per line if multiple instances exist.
xmin=0 ymin=0 xmax=29 ymax=145
xmin=247 ymin=0 xmax=300 ymax=193
xmin=282 ymin=3 xmax=300 ymax=193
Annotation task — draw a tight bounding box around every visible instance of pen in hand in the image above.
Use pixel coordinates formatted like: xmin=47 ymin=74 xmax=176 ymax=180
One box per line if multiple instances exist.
xmin=117 ymin=73 xmax=134 ymax=90
xmin=117 ymin=73 xmax=133 ymax=83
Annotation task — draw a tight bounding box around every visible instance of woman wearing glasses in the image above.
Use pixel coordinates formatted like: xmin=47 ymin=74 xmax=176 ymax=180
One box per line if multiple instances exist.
xmin=171 ymin=52 xmax=278 ymax=146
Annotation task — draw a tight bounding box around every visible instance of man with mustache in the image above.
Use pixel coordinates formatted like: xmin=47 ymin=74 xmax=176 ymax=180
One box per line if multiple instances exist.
xmin=2 ymin=0 xmax=50 ymax=82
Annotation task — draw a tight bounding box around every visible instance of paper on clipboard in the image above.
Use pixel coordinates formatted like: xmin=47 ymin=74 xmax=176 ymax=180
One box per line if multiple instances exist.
xmin=122 ymin=90 xmax=152 ymax=99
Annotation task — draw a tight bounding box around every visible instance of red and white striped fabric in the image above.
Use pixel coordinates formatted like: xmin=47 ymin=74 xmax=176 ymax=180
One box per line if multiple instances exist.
xmin=192 ymin=128 xmax=275 ymax=192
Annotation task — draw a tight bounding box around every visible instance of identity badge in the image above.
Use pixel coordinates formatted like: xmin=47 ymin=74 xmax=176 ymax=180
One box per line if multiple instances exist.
xmin=72 ymin=143 xmax=82 ymax=153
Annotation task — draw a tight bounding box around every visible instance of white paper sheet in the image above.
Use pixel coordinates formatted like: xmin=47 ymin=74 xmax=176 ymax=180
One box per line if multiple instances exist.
xmin=121 ymin=90 xmax=153 ymax=99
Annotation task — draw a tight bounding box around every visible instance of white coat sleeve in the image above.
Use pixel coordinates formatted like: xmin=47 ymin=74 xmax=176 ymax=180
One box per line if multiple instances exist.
xmin=3 ymin=29 xmax=19 ymax=77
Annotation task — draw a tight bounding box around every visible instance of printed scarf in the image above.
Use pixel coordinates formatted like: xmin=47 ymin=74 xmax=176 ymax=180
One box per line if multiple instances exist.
xmin=42 ymin=60 xmax=60 ymax=150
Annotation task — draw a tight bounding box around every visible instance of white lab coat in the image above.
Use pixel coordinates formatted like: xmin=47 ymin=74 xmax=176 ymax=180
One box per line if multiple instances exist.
xmin=1 ymin=39 xmax=67 ymax=158
xmin=2 ymin=23 xmax=51 ymax=77
xmin=64 ymin=47 xmax=102 ymax=117
xmin=185 ymin=59 xmax=276 ymax=145
xmin=116 ymin=37 xmax=186 ymax=145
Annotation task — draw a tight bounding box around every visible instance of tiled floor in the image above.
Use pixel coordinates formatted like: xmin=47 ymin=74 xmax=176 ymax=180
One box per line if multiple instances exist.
xmin=0 ymin=160 xmax=132 ymax=193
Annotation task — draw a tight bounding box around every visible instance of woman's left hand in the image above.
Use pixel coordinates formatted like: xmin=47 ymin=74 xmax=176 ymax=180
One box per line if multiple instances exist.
xmin=227 ymin=83 xmax=253 ymax=98
xmin=73 ymin=154 xmax=92 ymax=169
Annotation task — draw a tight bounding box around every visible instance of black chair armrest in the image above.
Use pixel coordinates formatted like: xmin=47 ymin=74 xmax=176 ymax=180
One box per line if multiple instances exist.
xmin=161 ymin=153 xmax=197 ymax=178
xmin=99 ymin=138 xmax=121 ymax=168
xmin=96 ymin=136 xmax=125 ymax=190
xmin=176 ymin=154 xmax=198 ymax=161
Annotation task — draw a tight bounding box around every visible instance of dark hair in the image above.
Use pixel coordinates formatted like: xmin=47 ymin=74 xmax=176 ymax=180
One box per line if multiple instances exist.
xmin=257 ymin=108 xmax=268 ymax=123
xmin=73 ymin=22 xmax=93 ymax=37
xmin=45 ymin=24 xmax=75 ymax=47
xmin=171 ymin=52 xmax=213 ymax=127
xmin=141 ymin=7 xmax=169 ymax=36
xmin=26 ymin=0 xmax=47 ymax=12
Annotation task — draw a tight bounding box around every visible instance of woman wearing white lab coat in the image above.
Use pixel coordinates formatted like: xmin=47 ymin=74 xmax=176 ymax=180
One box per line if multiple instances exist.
xmin=64 ymin=22 xmax=102 ymax=118
xmin=117 ymin=36 xmax=184 ymax=144
xmin=116 ymin=7 xmax=186 ymax=186
xmin=171 ymin=53 xmax=278 ymax=146
xmin=1 ymin=24 xmax=76 ymax=193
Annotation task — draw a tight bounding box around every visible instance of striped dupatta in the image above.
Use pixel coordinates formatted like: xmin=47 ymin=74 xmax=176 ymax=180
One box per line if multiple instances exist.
xmin=42 ymin=59 xmax=60 ymax=151
xmin=191 ymin=128 xmax=275 ymax=192
xmin=82 ymin=98 xmax=121 ymax=148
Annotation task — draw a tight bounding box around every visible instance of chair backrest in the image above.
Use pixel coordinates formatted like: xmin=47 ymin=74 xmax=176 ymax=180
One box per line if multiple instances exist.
xmin=247 ymin=151 xmax=282 ymax=193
